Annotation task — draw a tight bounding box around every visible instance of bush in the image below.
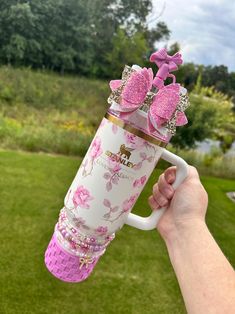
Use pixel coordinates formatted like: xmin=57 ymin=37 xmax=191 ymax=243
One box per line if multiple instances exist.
xmin=0 ymin=66 xmax=110 ymax=156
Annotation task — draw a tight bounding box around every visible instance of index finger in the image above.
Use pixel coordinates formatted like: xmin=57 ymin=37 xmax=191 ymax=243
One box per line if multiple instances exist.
xmin=164 ymin=166 xmax=177 ymax=184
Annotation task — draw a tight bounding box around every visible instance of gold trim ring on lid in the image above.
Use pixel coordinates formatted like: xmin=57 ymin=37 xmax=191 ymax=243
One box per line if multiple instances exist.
xmin=104 ymin=112 xmax=167 ymax=147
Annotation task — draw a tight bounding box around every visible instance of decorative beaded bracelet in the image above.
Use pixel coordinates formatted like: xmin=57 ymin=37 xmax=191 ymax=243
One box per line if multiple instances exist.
xmin=58 ymin=207 xmax=115 ymax=245
xmin=55 ymin=228 xmax=108 ymax=259
xmin=56 ymin=223 xmax=109 ymax=252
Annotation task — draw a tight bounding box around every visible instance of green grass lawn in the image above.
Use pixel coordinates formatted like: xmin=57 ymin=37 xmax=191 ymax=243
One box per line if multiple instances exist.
xmin=0 ymin=150 xmax=234 ymax=314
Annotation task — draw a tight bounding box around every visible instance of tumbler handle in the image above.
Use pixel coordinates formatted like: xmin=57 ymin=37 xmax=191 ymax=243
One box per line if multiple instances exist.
xmin=125 ymin=149 xmax=188 ymax=230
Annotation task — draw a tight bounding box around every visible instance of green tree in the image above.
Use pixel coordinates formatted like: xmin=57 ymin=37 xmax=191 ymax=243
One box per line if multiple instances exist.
xmin=106 ymin=28 xmax=148 ymax=78
xmin=0 ymin=0 xmax=94 ymax=73
xmin=171 ymin=86 xmax=234 ymax=149
xmin=0 ymin=3 xmax=37 ymax=65
xmin=177 ymin=63 xmax=235 ymax=107
xmin=89 ymin=0 xmax=170 ymax=77
xmin=167 ymin=42 xmax=180 ymax=55
xmin=0 ymin=0 xmax=170 ymax=76
xmin=176 ymin=63 xmax=199 ymax=91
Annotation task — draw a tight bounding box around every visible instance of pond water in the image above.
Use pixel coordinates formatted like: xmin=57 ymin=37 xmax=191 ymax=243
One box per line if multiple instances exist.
xmin=196 ymin=139 xmax=235 ymax=156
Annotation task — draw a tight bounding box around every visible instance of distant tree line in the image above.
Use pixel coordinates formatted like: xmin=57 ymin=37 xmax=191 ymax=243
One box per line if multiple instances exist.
xmin=0 ymin=0 xmax=169 ymax=77
xmin=177 ymin=62 xmax=235 ymax=107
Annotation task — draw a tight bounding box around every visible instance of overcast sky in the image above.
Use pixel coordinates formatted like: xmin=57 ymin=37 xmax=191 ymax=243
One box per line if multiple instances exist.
xmin=150 ymin=0 xmax=235 ymax=71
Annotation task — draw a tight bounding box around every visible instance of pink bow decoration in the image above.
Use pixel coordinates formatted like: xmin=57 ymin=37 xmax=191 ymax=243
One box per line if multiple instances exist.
xmin=148 ymin=84 xmax=188 ymax=135
xmin=107 ymin=61 xmax=190 ymax=137
xmin=109 ymin=66 xmax=154 ymax=112
xmin=150 ymin=48 xmax=183 ymax=72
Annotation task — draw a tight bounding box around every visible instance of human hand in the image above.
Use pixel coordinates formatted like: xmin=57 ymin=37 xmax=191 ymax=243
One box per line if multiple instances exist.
xmin=148 ymin=166 xmax=208 ymax=242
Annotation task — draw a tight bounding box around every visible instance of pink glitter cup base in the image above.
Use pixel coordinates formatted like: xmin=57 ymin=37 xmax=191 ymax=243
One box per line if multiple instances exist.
xmin=45 ymin=233 xmax=100 ymax=283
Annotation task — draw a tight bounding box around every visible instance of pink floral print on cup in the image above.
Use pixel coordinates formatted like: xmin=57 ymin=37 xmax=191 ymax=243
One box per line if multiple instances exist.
xmin=122 ymin=193 xmax=139 ymax=212
xmin=81 ymin=136 xmax=103 ymax=177
xmin=72 ymin=185 xmax=94 ymax=209
xmin=103 ymin=193 xmax=139 ymax=223
xmin=112 ymin=124 xmax=118 ymax=134
xmin=103 ymin=156 xmax=122 ymax=191
xmin=108 ymin=156 xmax=122 ymax=173
xmin=103 ymin=198 xmax=119 ymax=220
xmin=133 ymin=152 xmax=154 ymax=170
xmin=124 ymin=131 xmax=144 ymax=149
xmin=133 ymin=175 xmax=147 ymax=188
xmin=72 ymin=216 xmax=89 ymax=229
xmin=90 ymin=136 xmax=103 ymax=159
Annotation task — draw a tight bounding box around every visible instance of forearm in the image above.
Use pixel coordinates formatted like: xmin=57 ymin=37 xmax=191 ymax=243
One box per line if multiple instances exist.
xmin=165 ymin=219 xmax=235 ymax=314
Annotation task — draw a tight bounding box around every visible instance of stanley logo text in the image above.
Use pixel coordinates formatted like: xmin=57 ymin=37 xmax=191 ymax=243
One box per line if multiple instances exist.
xmin=105 ymin=144 xmax=136 ymax=168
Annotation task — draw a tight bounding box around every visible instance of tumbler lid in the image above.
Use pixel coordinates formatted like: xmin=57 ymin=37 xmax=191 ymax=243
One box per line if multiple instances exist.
xmin=107 ymin=48 xmax=190 ymax=144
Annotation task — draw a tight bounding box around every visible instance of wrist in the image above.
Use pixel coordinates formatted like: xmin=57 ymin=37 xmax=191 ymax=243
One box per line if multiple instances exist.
xmin=162 ymin=218 xmax=208 ymax=250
